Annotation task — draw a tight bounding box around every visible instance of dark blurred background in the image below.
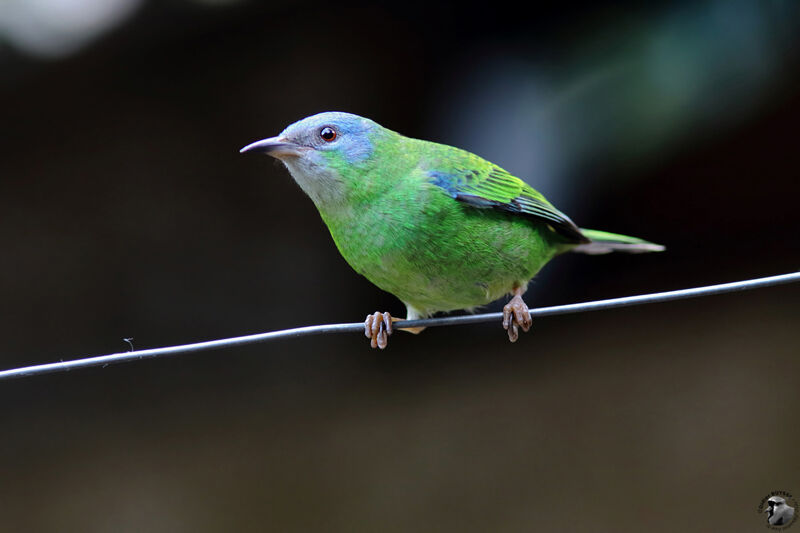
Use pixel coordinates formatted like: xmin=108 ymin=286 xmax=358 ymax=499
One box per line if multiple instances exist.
xmin=1 ymin=1 xmax=798 ymax=531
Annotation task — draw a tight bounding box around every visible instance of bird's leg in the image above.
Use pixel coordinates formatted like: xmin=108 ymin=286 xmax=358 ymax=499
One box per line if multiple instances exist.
xmin=502 ymin=285 xmax=532 ymax=342
xmin=397 ymin=324 xmax=425 ymax=335
xmin=395 ymin=305 xmax=426 ymax=336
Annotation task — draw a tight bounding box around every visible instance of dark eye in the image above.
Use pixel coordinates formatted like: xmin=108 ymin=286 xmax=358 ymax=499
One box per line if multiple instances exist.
xmin=319 ymin=126 xmax=337 ymax=142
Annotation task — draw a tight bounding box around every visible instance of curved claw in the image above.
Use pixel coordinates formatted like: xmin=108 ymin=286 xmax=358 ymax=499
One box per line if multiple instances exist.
xmin=502 ymin=294 xmax=532 ymax=343
xmin=364 ymin=311 xmax=393 ymax=349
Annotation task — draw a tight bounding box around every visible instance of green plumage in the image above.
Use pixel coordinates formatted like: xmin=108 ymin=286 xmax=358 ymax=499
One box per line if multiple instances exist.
xmin=316 ymin=134 xmax=574 ymax=318
xmin=242 ymin=111 xmax=663 ymax=325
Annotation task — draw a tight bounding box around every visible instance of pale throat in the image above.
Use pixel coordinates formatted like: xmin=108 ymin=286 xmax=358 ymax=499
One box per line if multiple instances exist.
xmin=282 ymin=157 xmax=349 ymax=213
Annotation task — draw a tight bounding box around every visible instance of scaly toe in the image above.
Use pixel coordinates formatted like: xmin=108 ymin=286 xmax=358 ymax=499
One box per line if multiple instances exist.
xmin=364 ymin=311 xmax=393 ymax=349
xmin=507 ymin=322 xmax=519 ymax=343
xmin=514 ymin=304 xmax=532 ymax=332
xmin=502 ymin=307 xmax=513 ymax=330
xmin=503 ymin=294 xmax=532 ymax=342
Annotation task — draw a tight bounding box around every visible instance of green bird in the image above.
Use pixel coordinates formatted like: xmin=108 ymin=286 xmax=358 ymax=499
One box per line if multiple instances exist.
xmin=241 ymin=112 xmax=663 ymax=348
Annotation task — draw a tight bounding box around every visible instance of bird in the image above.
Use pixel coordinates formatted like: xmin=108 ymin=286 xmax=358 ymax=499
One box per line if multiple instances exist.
xmin=766 ymin=497 xmax=795 ymax=526
xmin=241 ymin=112 xmax=663 ymax=349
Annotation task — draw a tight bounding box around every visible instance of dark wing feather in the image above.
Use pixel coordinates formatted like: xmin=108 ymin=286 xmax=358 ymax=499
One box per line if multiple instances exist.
xmin=428 ymin=166 xmax=589 ymax=243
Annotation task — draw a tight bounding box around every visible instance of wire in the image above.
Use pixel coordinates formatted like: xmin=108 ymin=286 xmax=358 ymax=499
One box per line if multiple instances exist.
xmin=1 ymin=271 xmax=798 ymax=380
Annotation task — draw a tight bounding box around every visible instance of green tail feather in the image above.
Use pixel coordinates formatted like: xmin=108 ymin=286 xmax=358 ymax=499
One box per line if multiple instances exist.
xmin=572 ymin=229 xmax=666 ymax=255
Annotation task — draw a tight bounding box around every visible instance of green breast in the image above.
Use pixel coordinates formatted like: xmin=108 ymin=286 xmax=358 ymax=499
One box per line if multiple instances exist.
xmin=321 ymin=170 xmax=563 ymax=316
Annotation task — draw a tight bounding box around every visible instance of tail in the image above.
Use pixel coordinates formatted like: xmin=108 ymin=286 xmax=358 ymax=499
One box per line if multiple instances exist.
xmin=572 ymin=229 xmax=665 ymax=255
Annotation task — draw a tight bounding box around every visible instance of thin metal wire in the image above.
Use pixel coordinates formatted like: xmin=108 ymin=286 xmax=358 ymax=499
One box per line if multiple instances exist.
xmin=1 ymin=271 xmax=798 ymax=380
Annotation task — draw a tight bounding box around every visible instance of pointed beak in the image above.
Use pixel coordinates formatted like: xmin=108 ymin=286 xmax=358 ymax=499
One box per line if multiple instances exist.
xmin=239 ymin=136 xmax=304 ymax=158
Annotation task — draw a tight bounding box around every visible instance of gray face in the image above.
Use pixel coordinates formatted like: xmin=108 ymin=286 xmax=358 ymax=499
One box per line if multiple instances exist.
xmin=278 ymin=111 xmax=380 ymax=164
xmin=240 ymin=112 xmax=382 ymax=210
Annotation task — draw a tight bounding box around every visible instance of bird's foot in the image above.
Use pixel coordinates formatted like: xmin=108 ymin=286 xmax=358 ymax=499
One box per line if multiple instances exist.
xmin=363 ymin=312 xmax=427 ymax=349
xmin=502 ymin=291 xmax=532 ymax=343
xmin=364 ymin=311 xmax=393 ymax=349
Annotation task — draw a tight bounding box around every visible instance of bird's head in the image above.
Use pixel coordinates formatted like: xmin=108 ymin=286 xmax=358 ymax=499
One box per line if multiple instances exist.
xmin=241 ymin=112 xmax=384 ymax=209
xmin=766 ymin=497 xmax=784 ymax=519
